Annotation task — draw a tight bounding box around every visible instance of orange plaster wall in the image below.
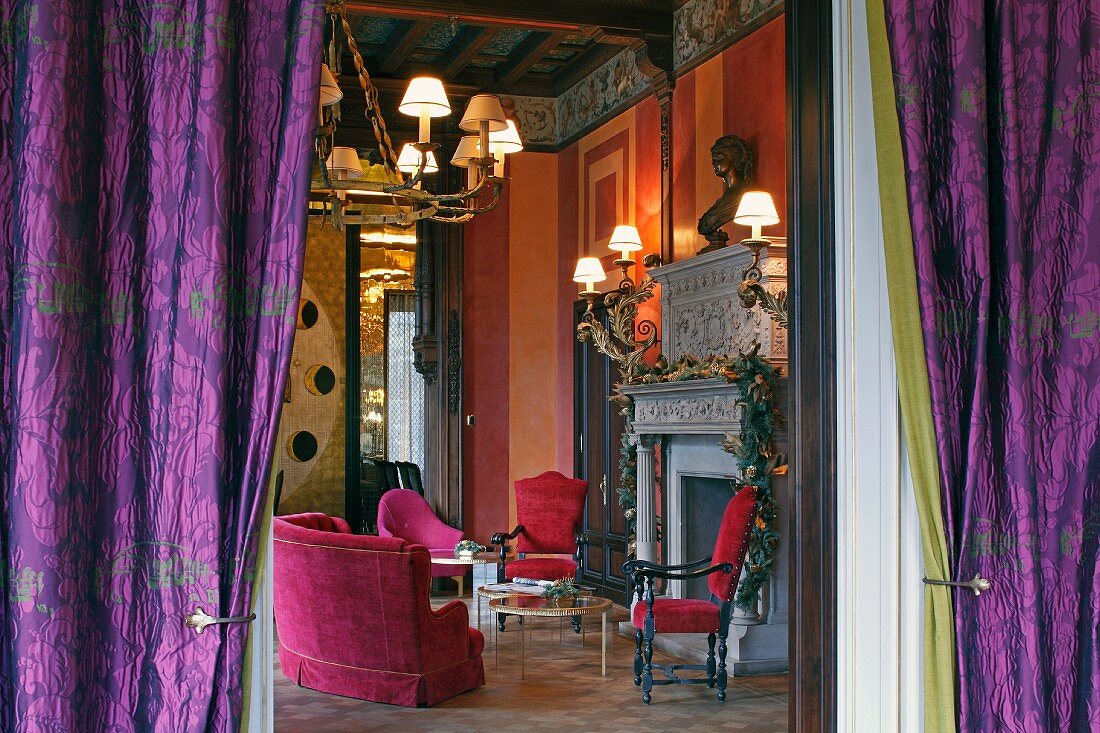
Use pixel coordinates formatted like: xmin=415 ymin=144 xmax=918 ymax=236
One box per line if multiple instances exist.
xmin=507 ymin=152 xmax=560 ymax=531
xmin=462 ymin=18 xmax=786 ymax=540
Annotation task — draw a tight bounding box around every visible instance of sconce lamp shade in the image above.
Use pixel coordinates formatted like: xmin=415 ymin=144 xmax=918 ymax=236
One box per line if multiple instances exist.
xmin=398 ymin=77 xmax=451 ymax=117
xmin=450 ymin=135 xmax=481 ymax=167
xmin=319 ymin=64 xmax=342 ymax=106
xmin=326 ymin=146 xmax=365 ymax=179
xmin=459 ymin=94 xmax=508 ymax=133
xmin=734 ymin=191 xmax=780 ymax=227
xmin=608 ymin=225 xmax=644 ymax=253
xmin=573 ymin=257 xmax=608 ymax=285
xmin=488 ymin=119 xmax=523 ymax=154
xmin=397 ymin=143 xmax=439 ymax=174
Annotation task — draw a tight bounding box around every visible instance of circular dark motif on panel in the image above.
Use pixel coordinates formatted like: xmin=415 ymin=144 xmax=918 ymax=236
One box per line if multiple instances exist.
xmin=304 ymin=365 xmax=336 ymax=396
xmin=297 ymin=299 xmax=319 ymax=330
xmin=286 ymin=431 xmax=318 ymax=462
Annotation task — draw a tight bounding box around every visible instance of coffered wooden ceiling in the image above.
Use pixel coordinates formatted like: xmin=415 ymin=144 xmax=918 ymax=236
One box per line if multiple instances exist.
xmin=340 ymin=0 xmax=673 ymax=98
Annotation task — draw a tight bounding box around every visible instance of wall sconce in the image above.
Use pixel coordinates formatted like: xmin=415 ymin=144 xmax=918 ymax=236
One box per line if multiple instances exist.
xmin=734 ymin=191 xmax=787 ymax=328
xmin=573 ymin=225 xmax=661 ymax=379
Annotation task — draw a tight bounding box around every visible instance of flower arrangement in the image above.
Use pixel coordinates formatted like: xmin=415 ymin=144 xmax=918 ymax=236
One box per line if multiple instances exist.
xmin=453 ymin=540 xmax=486 ymax=558
xmin=542 ymin=578 xmax=581 ymax=606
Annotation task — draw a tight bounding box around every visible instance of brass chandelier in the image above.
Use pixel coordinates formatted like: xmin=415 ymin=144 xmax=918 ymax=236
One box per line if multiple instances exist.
xmin=313 ymin=1 xmax=522 ymax=228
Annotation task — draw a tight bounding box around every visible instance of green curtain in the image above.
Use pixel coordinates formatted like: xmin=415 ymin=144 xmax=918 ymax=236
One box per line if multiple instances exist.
xmin=866 ymin=2 xmax=957 ymax=731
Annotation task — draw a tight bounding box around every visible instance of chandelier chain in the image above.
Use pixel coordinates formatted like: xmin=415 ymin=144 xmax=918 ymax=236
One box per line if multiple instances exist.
xmin=327 ymin=0 xmax=404 ymax=182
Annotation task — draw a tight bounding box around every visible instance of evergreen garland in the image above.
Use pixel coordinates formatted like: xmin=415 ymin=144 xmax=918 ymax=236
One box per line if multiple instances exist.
xmin=612 ymin=346 xmax=785 ymax=612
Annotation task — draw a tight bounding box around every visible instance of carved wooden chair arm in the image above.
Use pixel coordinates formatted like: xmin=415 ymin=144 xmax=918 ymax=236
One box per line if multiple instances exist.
xmin=490 ymin=525 xmax=524 ymax=547
xmin=623 ymin=555 xmax=712 ymax=575
xmin=629 ymin=561 xmax=733 ymax=586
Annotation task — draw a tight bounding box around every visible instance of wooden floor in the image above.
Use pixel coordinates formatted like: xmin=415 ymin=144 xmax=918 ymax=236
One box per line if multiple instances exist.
xmin=274 ymin=598 xmax=788 ymax=732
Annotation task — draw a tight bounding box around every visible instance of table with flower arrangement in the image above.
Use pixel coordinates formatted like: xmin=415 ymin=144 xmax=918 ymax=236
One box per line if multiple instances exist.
xmin=487 ymin=594 xmax=613 ymax=678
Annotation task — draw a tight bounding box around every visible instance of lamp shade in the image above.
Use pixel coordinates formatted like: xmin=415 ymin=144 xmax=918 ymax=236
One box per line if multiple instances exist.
xmin=398 ymin=77 xmax=451 ymax=117
xmin=459 ymin=94 xmax=508 ymax=133
xmin=488 ymin=119 xmax=523 ymax=154
xmin=319 ymin=64 xmax=342 ymax=106
xmin=326 ymin=146 xmax=365 ymax=179
xmin=450 ymin=135 xmax=481 ymax=167
xmin=733 ymin=191 xmax=780 ymax=227
xmin=572 ymin=257 xmax=607 ymax=284
xmin=397 ymin=144 xmax=439 ymax=174
xmin=608 ymin=225 xmax=643 ymax=253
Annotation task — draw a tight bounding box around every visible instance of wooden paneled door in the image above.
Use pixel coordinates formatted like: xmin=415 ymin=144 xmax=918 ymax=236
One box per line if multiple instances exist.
xmin=574 ymin=300 xmax=630 ymax=605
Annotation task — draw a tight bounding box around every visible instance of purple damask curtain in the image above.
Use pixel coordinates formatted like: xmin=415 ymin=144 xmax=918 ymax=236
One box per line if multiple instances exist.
xmin=0 ymin=1 xmax=321 ymax=730
xmin=883 ymin=1 xmax=1100 ymax=730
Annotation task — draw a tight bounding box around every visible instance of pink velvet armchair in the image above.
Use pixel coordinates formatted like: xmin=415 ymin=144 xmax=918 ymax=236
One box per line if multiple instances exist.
xmin=377 ymin=489 xmax=471 ymax=595
xmin=273 ymin=513 xmax=485 ymax=707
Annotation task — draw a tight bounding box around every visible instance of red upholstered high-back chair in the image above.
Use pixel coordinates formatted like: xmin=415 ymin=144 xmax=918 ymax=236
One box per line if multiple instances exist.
xmin=623 ymin=485 xmax=757 ymax=704
xmin=490 ymin=471 xmax=588 ymax=631
xmin=273 ymin=512 xmax=485 ymax=707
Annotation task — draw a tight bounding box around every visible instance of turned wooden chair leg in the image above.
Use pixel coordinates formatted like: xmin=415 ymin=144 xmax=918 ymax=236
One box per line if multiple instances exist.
xmin=634 ymin=629 xmax=644 ymax=686
xmin=642 ymin=621 xmax=655 ymax=704
xmin=707 ymin=632 xmax=717 ymax=688
xmin=717 ymin=627 xmax=729 ymax=702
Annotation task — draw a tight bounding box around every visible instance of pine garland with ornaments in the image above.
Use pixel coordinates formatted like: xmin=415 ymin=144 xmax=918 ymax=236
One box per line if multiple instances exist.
xmin=612 ymin=344 xmax=785 ymax=612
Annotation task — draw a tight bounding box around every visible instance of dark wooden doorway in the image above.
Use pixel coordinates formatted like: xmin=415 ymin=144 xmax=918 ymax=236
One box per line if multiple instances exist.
xmin=573 ymin=299 xmax=631 ymax=605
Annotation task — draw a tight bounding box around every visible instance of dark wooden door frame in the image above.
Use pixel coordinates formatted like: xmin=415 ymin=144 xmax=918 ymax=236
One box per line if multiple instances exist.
xmin=787 ymin=0 xmax=836 ymax=730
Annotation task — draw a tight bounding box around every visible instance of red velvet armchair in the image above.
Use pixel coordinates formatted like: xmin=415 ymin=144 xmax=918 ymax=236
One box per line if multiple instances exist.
xmin=377 ymin=489 xmax=470 ymax=595
xmin=623 ymin=485 xmax=757 ymax=704
xmin=491 ymin=470 xmax=588 ymax=631
xmin=273 ymin=512 xmax=485 ymax=707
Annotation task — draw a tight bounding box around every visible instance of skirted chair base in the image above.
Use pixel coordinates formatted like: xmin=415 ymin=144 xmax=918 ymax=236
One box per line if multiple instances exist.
xmin=279 ymin=630 xmax=485 ymax=708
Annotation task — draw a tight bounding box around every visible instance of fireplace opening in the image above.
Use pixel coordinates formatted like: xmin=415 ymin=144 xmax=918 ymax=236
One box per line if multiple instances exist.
xmin=683 ymin=475 xmax=738 ymax=601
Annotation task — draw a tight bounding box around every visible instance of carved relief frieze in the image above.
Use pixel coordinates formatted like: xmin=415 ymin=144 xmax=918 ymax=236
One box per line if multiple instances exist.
xmin=633 ymin=394 xmax=742 ymax=425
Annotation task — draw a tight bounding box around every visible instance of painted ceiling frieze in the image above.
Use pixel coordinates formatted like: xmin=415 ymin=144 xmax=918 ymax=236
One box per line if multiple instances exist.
xmin=557 ymin=49 xmax=649 ymax=142
xmin=501 ymin=96 xmax=558 ymax=146
xmin=674 ymin=0 xmax=784 ymax=69
xmin=503 ymin=48 xmax=648 ymax=148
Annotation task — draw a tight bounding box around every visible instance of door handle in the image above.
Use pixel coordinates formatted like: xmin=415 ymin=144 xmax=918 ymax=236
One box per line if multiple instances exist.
xmin=600 ymin=475 xmax=608 ymax=506
xmin=184 ymin=607 xmax=257 ymax=634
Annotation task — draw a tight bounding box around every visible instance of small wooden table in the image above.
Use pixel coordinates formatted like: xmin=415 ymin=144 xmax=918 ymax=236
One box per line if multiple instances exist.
xmin=488 ymin=595 xmax=613 ymax=679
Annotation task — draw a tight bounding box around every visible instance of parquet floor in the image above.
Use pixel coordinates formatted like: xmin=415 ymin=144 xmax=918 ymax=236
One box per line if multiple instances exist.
xmin=274 ymin=598 xmax=788 ymax=733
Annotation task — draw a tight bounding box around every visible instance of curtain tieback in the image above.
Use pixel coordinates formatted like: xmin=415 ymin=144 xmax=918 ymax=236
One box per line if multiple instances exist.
xmin=184 ymin=607 xmax=257 ymax=634
xmin=921 ymin=573 xmax=992 ymax=597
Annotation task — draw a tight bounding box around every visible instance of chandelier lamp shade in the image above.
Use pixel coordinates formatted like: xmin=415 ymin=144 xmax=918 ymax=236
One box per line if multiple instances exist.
xmin=319 ymin=63 xmax=342 ymax=106
xmin=488 ymin=120 xmax=524 ymax=176
xmin=326 ymin=146 xmax=365 ymax=180
xmin=311 ymin=2 xmax=521 ymax=228
xmin=399 ymin=76 xmax=451 ymax=143
xmin=397 ymin=144 xmax=439 ymax=175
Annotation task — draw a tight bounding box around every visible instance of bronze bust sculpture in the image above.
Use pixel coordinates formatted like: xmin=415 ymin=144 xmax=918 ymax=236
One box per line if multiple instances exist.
xmin=697 ymin=134 xmax=756 ymax=254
